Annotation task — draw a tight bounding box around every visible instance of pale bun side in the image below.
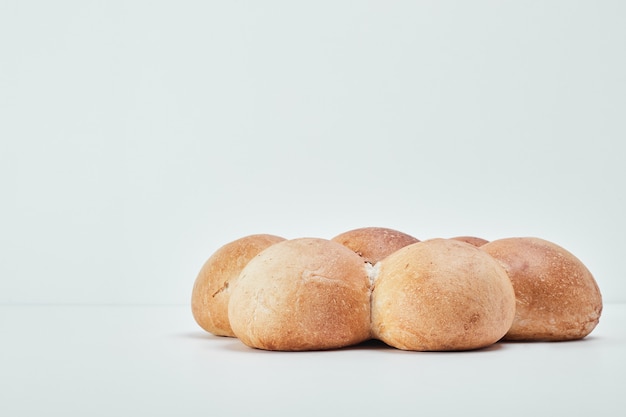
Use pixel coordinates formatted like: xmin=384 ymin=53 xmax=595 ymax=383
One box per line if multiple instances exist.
xmin=228 ymin=238 xmax=372 ymax=351
xmin=481 ymin=237 xmax=602 ymax=341
xmin=191 ymin=234 xmax=285 ymax=337
xmin=371 ymin=239 xmax=516 ymax=351
xmin=331 ymin=227 xmax=419 ymax=264
xmin=450 ymin=236 xmax=489 ymax=247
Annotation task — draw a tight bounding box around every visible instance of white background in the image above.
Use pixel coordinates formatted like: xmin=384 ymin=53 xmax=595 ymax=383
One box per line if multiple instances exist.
xmin=2 ymin=1 xmax=625 ymax=305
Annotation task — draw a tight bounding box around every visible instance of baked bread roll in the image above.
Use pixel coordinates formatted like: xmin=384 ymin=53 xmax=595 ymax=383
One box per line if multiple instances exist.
xmin=228 ymin=238 xmax=372 ymax=351
xmin=450 ymin=236 xmax=489 ymax=247
xmin=481 ymin=237 xmax=602 ymax=341
xmin=331 ymin=227 xmax=419 ymax=264
xmin=371 ymin=239 xmax=516 ymax=351
xmin=191 ymin=234 xmax=285 ymax=337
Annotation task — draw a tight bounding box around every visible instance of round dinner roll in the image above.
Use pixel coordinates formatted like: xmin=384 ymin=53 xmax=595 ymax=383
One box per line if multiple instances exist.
xmin=228 ymin=238 xmax=372 ymax=351
xmin=191 ymin=234 xmax=285 ymax=337
xmin=481 ymin=237 xmax=602 ymax=341
xmin=451 ymin=236 xmax=489 ymax=247
xmin=371 ymin=239 xmax=516 ymax=351
xmin=331 ymin=227 xmax=419 ymax=264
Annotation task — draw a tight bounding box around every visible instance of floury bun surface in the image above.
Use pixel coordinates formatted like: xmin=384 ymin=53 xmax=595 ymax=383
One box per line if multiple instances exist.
xmin=228 ymin=238 xmax=372 ymax=351
xmin=481 ymin=237 xmax=603 ymax=341
xmin=371 ymin=239 xmax=516 ymax=351
xmin=191 ymin=234 xmax=285 ymax=337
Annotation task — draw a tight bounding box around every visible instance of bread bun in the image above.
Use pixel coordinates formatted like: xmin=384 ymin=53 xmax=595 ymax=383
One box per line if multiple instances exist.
xmin=331 ymin=227 xmax=419 ymax=264
xmin=481 ymin=237 xmax=602 ymax=341
xmin=228 ymin=238 xmax=372 ymax=351
xmin=191 ymin=234 xmax=285 ymax=336
xmin=371 ymin=239 xmax=516 ymax=351
xmin=450 ymin=236 xmax=489 ymax=247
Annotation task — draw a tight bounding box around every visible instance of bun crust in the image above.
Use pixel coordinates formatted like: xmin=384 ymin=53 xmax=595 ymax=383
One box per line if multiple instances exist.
xmin=191 ymin=234 xmax=285 ymax=336
xmin=331 ymin=227 xmax=419 ymax=264
xmin=450 ymin=236 xmax=489 ymax=247
xmin=228 ymin=238 xmax=372 ymax=351
xmin=371 ymin=239 xmax=516 ymax=351
xmin=481 ymin=237 xmax=602 ymax=341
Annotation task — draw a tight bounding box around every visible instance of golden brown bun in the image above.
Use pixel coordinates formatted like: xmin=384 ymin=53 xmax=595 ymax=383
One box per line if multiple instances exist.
xmin=371 ymin=239 xmax=516 ymax=351
xmin=191 ymin=234 xmax=285 ymax=336
xmin=228 ymin=238 xmax=372 ymax=351
xmin=450 ymin=236 xmax=489 ymax=247
xmin=481 ymin=237 xmax=602 ymax=341
xmin=331 ymin=227 xmax=419 ymax=264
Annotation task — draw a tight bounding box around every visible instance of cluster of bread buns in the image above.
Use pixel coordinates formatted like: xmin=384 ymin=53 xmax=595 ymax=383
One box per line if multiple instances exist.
xmin=191 ymin=227 xmax=602 ymax=351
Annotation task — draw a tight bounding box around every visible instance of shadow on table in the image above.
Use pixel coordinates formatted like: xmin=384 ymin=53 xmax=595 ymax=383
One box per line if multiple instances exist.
xmin=175 ymin=332 xmax=508 ymax=354
xmin=497 ymin=334 xmax=599 ymax=345
xmin=173 ymin=325 xmax=606 ymax=355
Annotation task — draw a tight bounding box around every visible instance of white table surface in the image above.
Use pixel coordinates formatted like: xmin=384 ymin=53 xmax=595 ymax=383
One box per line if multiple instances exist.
xmin=1 ymin=304 xmax=624 ymax=417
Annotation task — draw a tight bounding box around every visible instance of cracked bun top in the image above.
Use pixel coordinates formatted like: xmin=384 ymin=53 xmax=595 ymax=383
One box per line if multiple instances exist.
xmin=228 ymin=238 xmax=372 ymax=351
xmin=191 ymin=234 xmax=285 ymax=337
